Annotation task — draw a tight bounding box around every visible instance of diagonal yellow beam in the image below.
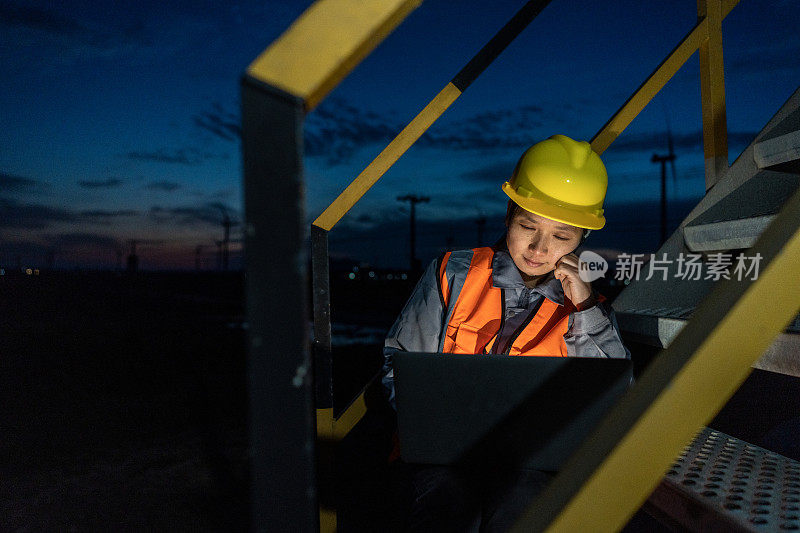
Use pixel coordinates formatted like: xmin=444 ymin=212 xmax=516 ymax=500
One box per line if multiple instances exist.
xmin=316 ymin=391 xmax=368 ymax=441
xmin=313 ymin=0 xmax=553 ymax=230
xmin=314 ymin=83 xmax=461 ymax=231
xmin=332 ymin=390 xmax=368 ymax=440
xmin=247 ymin=0 xmax=422 ymax=111
xmin=513 ymin=187 xmax=800 ymax=531
xmin=591 ymin=19 xmax=707 ymax=155
xmin=591 ymin=0 xmax=738 ymax=155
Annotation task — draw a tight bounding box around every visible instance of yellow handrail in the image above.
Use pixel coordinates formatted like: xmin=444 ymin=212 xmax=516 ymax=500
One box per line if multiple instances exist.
xmin=247 ymin=0 xmax=421 ymax=111
xmin=513 ymin=184 xmax=800 ymax=532
xmin=321 ymin=0 xmax=741 ymax=444
xmin=315 ymin=0 xmax=739 ymax=230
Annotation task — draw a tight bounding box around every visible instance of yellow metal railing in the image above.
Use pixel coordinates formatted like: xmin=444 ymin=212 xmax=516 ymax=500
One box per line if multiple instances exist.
xmin=312 ymin=0 xmax=739 ymax=445
xmin=239 ymin=0 xmax=800 ymax=531
xmin=247 ymin=0 xmax=422 ymax=112
xmin=513 ymin=182 xmax=800 ymax=532
xmin=315 ymin=0 xmax=738 ymax=234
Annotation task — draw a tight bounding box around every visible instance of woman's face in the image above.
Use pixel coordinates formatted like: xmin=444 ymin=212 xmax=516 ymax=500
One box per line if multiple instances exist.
xmin=505 ymin=207 xmax=583 ymax=281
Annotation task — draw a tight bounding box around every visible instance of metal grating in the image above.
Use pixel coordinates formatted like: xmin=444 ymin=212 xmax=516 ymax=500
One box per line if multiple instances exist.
xmin=662 ymin=427 xmax=800 ymax=531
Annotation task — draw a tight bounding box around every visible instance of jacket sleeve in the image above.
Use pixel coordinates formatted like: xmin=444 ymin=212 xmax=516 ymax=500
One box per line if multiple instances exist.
xmin=381 ymin=258 xmax=445 ymax=410
xmin=564 ymin=299 xmax=631 ymax=359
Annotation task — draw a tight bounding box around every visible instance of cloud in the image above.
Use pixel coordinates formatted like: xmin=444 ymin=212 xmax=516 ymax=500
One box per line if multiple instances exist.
xmin=145 ymin=181 xmax=181 ymax=192
xmin=0 ymin=239 xmax=51 ymax=260
xmin=125 ymin=149 xmax=198 ymax=166
xmin=727 ymin=39 xmax=800 ymax=76
xmin=148 ymin=202 xmax=238 ymax=227
xmin=305 ymin=99 xmax=548 ymax=164
xmin=80 ymin=209 xmax=139 ymax=221
xmin=419 ymin=105 xmax=545 ymax=151
xmin=327 ymin=195 xmax=709 ymax=267
xmin=305 ymin=97 xmax=398 ymax=164
xmin=193 ymin=98 xmax=397 ymax=164
xmin=0 ymin=196 xmax=75 ymax=229
xmin=461 ymin=160 xmax=517 ymax=184
xmin=0 ymin=3 xmax=88 ymax=37
xmin=125 ymin=147 xmax=223 ymax=166
xmin=192 ymin=102 xmax=241 ymax=141
xmin=77 ymin=178 xmax=123 ymax=189
xmin=0 ymin=2 xmax=158 ymax=74
xmin=0 ymin=172 xmax=46 ymax=194
xmin=48 ymin=232 xmax=120 ymax=249
xmin=196 ymin=98 xmax=552 ymax=165
xmin=610 ymin=130 xmax=760 ymax=153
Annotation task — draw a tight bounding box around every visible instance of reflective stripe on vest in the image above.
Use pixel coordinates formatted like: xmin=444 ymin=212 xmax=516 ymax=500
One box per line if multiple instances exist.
xmin=440 ymin=247 xmax=573 ymax=356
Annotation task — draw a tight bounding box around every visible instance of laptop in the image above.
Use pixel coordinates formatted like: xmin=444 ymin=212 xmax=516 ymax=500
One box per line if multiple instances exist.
xmin=393 ymin=352 xmax=632 ymax=471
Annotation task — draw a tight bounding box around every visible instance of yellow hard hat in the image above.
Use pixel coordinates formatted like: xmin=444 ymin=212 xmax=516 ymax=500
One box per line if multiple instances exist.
xmin=501 ymin=134 xmax=607 ymax=229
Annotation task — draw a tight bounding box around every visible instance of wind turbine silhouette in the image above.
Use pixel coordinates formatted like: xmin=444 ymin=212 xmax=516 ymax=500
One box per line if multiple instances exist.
xmin=651 ymin=113 xmax=677 ymax=246
xmin=212 ymin=204 xmax=237 ymax=271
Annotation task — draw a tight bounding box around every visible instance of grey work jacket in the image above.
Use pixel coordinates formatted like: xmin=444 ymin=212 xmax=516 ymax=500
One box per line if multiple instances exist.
xmin=382 ymin=247 xmax=631 ymax=409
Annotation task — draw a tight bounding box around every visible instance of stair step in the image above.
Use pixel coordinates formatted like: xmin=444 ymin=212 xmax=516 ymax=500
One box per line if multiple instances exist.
xmin=755 ymin=129 xmax=800 ymax=171
xmin=684 ymin=215 xmax=775 ymax=252
xmin=683 ymin=172 xmax=799 ymax=252
xmin=616 ymin=311 xmax=800 ymax=377
xmin=648 ymin=427 xmax=800 ymax=532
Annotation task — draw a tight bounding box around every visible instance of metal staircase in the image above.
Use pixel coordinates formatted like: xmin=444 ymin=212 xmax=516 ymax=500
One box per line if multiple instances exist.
xmin=612 ymin=88 xmax=800 ymax=530
xmin=241 ymin=0 xmax=800 ymax=530
xmin=614 ymin=88 xmax=800 ymax=378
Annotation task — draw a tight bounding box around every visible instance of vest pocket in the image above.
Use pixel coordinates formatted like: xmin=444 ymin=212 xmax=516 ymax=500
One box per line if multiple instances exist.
xmin=449 ymin=321 xmax=496 ymax=355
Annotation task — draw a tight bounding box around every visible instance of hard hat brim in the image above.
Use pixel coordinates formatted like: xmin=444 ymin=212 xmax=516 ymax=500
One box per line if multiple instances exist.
xmin=502 ymin=182 xmax=606 ymax=230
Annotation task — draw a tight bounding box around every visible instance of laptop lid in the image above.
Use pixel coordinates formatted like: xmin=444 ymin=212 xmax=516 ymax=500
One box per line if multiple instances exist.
xmin=394 ymin=352 xmax=632 ymax=471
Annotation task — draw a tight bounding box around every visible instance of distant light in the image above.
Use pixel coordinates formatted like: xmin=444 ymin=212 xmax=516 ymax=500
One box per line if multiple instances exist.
xmin=387 ymin=274 xmax=393 ymax=280
xmin=401 ymin=273 xmax=408 ymax=280
xmin=368 ymin=271 xmax=375 ymax=278
xmin=0 ymin=268 xmax=4 ymax=276
xmin=25 ymin=268 xmax=32 ymax=275
xmin=353 ymin=266 xmax=359 ymax=272
xmin=34 ymin=269 xmax=40 ymax=275
xmin=348 ymin=272 xmax=355 ymax=280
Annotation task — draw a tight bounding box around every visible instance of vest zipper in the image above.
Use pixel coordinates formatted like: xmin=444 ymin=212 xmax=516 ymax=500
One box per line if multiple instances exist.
xmin=503 ymin=295 xmax=545 ymax=355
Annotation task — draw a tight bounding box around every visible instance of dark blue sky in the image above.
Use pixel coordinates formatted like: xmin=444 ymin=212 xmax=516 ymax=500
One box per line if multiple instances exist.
xmin=2 ymin=0 xmax=798 ymax=269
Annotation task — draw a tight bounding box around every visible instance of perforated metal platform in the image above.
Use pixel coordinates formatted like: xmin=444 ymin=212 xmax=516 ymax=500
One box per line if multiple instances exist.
xmin=648 ymin=427 xmax=800 ymax=531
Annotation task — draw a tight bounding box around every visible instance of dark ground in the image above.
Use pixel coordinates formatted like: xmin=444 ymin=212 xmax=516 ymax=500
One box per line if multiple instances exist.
xmin=1 ymin=270 xmax=798 ymax=531
xmin=1 ymin=272 xmax=249 ymax=531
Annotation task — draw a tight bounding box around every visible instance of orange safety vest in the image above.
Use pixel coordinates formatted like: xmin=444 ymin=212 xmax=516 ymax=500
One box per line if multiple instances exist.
xmin=438 ymin=247 xmax=596 ymax=356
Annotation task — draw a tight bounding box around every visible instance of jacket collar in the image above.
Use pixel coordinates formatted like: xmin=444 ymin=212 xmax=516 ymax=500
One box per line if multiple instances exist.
xmin=490 ymin=245 xmax=566 ymax=306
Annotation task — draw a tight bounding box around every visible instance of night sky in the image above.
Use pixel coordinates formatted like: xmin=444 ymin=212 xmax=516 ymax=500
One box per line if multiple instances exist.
xmin=2 ymin=0 xmax=799 ymax=270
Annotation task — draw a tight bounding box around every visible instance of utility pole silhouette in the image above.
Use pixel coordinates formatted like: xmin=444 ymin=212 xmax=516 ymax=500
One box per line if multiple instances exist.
xmin=127 ymin=240 xmax=140 ymax=273
xmin=215 ymin=241 xmax=224 ymax=271
xmin=195 ymin=244 xmax=209 ymax=271
xmin=397 ymin=194 xmax=429 ymax=274
xmin=651 ymin=127 xmax=677 ymax=246
xmin=125 ymin=239 xmax=164 ymax=273
xmin=215 ymin=205 xmax=234 ymax=271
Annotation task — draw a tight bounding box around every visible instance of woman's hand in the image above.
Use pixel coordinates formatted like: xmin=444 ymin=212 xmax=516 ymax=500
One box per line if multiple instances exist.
xmin=554 ymin=253 xmax=597 ymax=310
